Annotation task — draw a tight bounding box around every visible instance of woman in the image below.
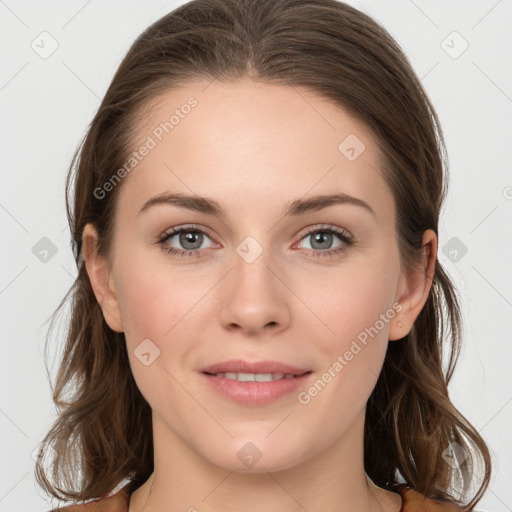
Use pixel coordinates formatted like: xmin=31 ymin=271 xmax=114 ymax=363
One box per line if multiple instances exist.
xmin=36 ymin=0 xmax=491 ymax=510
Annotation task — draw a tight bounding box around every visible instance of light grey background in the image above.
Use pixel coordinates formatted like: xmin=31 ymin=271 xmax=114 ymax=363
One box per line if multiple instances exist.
xmin=1 ymin=0 xmax=511 ymax=510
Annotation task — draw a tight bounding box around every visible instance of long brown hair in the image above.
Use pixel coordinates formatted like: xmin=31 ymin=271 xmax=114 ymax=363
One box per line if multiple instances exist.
xmin=35 ymin=0 xmax=492 ymax=509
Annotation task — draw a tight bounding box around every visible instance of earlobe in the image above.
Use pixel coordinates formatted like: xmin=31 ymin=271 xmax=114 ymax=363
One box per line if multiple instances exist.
xmin=82 ymin=223 xmax=124 ymax=333
xmin=388 ymin=229 xmax=437 ymax=341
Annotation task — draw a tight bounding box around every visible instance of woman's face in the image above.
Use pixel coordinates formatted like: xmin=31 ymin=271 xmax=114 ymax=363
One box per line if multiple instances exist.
xmin=85 ymin=78 xmax=432 ymax=473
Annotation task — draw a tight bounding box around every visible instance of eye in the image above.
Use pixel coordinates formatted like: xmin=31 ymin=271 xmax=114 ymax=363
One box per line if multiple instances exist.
xmin=157 ymin=223 xmax=354 ymax=259
xmin=157 ymin=224 xmax=216 ymax=258
xmin=294 ymin=224 xmax=353 ymax=259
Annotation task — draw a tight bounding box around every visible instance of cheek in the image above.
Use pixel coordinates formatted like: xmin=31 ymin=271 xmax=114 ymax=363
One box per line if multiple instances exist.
xmin=114 ymin=248 xmax=215 ymax=385
xmin=114 ymin=257 xmax=197 ymax=410
xmin=297 ymin=254 xmax=399 ymax=406
xmin=117 ymin=270 xmax=169 ymax=341
xmin=114 ymin=245 xmax=198 ymax=341
xmin=306 ymin=258 xmax=397 ymax=350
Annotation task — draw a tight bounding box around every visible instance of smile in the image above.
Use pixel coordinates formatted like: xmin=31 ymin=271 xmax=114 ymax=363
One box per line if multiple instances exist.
xmin=207 ymin=372 xmax=298 ymax=382
xmin=201 ymin=372 xmax=313 ymax=405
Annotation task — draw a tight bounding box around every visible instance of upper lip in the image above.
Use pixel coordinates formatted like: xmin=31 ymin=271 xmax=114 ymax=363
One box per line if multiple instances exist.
xmin=200 ymin=359 xmax=311 ymax=376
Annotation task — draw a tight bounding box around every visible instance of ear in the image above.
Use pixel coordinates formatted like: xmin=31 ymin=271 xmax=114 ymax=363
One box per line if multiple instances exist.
xmin=388 ymin=229 xmax=437 ymax=341
xmin=82 ymin=223 xmax=124 ymax=333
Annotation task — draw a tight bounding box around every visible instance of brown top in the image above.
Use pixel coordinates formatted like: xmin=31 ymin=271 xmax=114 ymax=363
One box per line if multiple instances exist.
xmin=50 ymin=483 xmax=465 ymax=511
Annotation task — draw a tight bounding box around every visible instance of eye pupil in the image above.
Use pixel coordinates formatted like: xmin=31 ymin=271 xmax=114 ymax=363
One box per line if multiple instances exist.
xmin=180 ymin=230 xmax=202 ymax=250
xmin=311 ymin=231 xmax=333 ymax=250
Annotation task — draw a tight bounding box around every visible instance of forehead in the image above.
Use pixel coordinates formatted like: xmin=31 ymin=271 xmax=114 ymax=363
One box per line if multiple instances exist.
xmin=119 ymin=78 xmax=394 ymax=226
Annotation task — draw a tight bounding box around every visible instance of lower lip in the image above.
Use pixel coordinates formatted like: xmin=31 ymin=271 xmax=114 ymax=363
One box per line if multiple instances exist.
xmin=201 ymin=372 xmax=312 ymax=405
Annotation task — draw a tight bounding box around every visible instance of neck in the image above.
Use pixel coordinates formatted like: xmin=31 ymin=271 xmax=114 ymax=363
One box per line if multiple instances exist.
xmin=129 ymin=410 xmax=402 ymax=512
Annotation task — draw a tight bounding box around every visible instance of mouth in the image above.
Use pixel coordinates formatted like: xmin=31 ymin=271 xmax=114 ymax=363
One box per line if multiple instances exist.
xmin=199 ymin=359 xmax=313 ymax=405
xmin=203 ymin=371 xmax=307 ymax=382
xmin=200 ymin=359 xmax=311 ymax=375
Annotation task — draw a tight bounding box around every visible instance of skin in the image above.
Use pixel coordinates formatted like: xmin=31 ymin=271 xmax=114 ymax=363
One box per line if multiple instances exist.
xmin=82 ymin=78 xmax=436 ymax=512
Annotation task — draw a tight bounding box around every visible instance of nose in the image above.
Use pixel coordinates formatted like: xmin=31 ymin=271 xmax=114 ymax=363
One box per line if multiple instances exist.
xmin=218 ymin=244 xmax=291 ymax=337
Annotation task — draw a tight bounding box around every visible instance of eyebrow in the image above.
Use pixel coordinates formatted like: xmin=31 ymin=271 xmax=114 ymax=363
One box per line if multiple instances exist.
xmin=138 ymin=192 xmax=375 ymax=218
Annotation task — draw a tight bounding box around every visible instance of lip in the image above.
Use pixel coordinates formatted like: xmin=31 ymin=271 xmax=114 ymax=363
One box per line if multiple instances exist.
xmin=200 ymin=359 xmax=311 ymax=375
xmin=199 ymin=359 xmax=313 ymax=406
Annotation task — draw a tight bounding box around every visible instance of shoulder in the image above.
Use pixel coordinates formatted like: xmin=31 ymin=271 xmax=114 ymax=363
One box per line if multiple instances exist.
xmin=47 ymin=483 xmax=132 ymax=512
xmin=395 ymin=484 xmax=467 ymax=511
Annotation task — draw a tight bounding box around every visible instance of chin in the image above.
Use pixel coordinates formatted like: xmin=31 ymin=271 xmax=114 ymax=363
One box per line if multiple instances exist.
xmin=198 ymin=435 xmax=312 ymax=474
xmin=215 ymin=455 xmax=303 ymax=474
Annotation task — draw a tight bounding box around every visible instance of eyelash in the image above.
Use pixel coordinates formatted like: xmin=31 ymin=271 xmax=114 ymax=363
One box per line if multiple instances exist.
xmin=157 ymin=223 xmax=354 ymax=259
